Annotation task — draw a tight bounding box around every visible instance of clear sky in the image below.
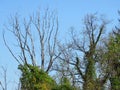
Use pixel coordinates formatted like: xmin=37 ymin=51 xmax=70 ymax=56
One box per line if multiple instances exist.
xmin=0 ymin=0 xmax=120 ymax=89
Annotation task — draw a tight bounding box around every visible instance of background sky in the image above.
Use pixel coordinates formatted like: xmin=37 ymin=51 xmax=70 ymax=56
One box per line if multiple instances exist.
xmin=0 ymin=0 xmax=120 ymax=89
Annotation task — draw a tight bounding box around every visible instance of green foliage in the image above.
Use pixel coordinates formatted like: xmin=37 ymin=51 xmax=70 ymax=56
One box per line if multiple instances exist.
xmin=108 ymin=35 xmax=120 ymax=60
xmin=53 ymin=77 xmax=77 ymax=90
xmin=18 ymin=64 xmax=78 ymax=90
xmin=107 ymin=31 xmax=120 ymax=89
xmin=110 ymin=77 xmax=120 ymax=90
xmin=18 ymin=64 xmax=56 ymax=90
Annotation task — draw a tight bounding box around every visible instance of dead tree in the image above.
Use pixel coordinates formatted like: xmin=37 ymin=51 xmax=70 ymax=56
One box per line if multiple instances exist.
xmin=3 ymin=9 xmax=60 ymax=73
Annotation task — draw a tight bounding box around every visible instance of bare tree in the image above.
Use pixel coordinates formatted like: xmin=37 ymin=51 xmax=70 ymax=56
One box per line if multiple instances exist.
xmin=57 ymin=14 xmax=109 ymax=90
xmin=3 ymin=9 xmax=60 ymax=73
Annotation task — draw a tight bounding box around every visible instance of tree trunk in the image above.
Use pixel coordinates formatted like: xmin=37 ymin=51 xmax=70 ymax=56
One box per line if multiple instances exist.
xmin=83 ymin=55 xmax=96 ymax=90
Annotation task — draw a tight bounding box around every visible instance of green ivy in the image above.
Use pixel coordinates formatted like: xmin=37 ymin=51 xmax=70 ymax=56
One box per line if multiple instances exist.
xmin=18 ymin=64 xmax=56 ymax=90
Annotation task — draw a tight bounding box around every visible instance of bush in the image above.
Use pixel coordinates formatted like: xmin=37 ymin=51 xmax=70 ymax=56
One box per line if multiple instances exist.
xmin=18 ymin=64 xmax=56 ymax=90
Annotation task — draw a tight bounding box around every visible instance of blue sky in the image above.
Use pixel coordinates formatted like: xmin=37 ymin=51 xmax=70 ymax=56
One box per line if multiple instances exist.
xmin=0 ymin=0 xmax=120 ymax=89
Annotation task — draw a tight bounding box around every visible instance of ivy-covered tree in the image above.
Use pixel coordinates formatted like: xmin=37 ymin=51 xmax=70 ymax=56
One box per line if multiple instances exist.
xmin=3 ymin=9 xmax=60 ymax=90
xmin=56 ymin=14 xmax=109 ymax=90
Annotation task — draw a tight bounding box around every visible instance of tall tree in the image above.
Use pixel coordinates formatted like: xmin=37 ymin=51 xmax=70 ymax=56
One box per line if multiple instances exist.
xmin=57 ymin=14 xmax=109 ymax=90
xmin=3 ymin=9 xmax=60 ymax=73
xmin=107 ymin=12 xmax=120 ymax=89
xmin=108 ymin=31 xmax=120 ymax=90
